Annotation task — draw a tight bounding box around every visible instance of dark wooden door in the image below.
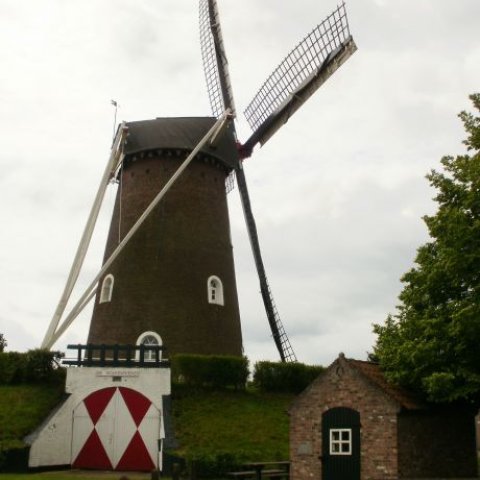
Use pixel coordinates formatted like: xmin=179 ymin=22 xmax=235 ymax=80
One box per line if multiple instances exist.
xmin=321 ymin=407 xmax=360 ymax=480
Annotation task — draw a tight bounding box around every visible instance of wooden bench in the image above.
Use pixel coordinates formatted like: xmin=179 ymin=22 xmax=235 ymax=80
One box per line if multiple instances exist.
xmin=227 ymin=469 xmax=286 ymax=478
xmin=261 ymin=469 xmax=288 ymax=478
xmin=227 ymin=471 xmax=256 ymax=478
xmin=227 ymin=463 xmax=289 ymax=480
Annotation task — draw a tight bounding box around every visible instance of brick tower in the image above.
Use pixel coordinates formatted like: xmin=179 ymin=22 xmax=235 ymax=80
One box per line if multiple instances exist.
xmin=87 ymin=117 xmax=243 ymax=357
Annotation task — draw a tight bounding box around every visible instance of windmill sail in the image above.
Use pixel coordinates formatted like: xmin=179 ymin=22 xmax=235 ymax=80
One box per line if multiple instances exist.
xmin=235 ymin=165 xmax=296 ymax=362
xmin=199 ymin=0 xmax=236 ymax=118
xmin=199 ymin=0 xmax=297 ymax=362
xmin=243 ymin=3 xmax=357 ymax=153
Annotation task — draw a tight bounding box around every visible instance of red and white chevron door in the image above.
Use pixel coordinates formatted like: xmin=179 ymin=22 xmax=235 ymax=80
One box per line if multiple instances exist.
xmin=71 ymin=387 xmax=161 ymax=471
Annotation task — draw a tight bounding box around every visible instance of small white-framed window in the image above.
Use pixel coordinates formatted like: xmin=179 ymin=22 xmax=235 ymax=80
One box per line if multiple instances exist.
xmin=207 ymin=275 xmax=224 ymax=306
xmin=136 ymin=331 xmax=162 ymax=361
xmin=329 ymin=429 xmax=352 ymax=455
xmin=99 ymin=274 xmax=114 ymax=304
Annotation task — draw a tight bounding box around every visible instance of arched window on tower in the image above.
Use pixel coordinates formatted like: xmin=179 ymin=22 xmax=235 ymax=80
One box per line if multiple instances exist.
xmin=136 ymin=331 xmax=162 ymax=362
xmin=99 ymin=274 xmax=114 ymax=304
xmin=207 ymin=275 xmax=224 ymax=306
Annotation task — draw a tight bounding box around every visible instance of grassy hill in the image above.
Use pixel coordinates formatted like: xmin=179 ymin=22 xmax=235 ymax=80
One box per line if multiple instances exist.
xmin=171 ymin=385 xmax=294 ymax=461
xmin=0 ymin=383 xmax=65 ymax=471
xmin=0 ymin=384 xmax=65 ymax=450
xmin=0 ymin=383 xmax=294 ymax=474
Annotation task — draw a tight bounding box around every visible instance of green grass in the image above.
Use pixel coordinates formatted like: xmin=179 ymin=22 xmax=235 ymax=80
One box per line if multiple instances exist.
xmin=171 ymin=385 xmax=294 ymax=461
xmin=0 ymin=384 xmax=64 ymax=450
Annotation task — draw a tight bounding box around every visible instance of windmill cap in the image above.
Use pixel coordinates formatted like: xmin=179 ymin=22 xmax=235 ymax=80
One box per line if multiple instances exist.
xmin=122 ymin=117 xmax=239 ymax=171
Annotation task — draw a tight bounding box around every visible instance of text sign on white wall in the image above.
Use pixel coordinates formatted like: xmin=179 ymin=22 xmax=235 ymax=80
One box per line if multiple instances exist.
xmin=96 ymin=370 xmax=141 ymax=377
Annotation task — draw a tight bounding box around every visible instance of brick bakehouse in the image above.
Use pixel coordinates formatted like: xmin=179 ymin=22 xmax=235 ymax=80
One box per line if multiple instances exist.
xmin=289 ymin=353 xmax=478 ymax=480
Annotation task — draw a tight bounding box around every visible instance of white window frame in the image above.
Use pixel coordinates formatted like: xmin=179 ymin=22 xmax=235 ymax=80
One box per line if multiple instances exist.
xmin=99 ymin=274 xmax=114 ymax=304
xmin=136 ymin=331 xmax=162 ymax=361
xmin=329 ymin=428 xmax=352 ymax=455
xmin=207 ymin=275 xmax=224 ymax=306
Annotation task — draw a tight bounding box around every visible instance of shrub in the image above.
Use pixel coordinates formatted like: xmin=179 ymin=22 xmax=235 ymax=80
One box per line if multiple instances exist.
xmin=186 ymin=452 xmax=244 ymax=478
xmin=172 ymin=354 xmax=249 ymax=389
xmin=0 ymin=352 xmax=27 ymax=384
xmin=253 ymin=361 xmax=324 ymax=393
xmin=24 ymin=349 xmax=62 ymax=382
xmin=0 ymin=349 xmax=64 ymax=385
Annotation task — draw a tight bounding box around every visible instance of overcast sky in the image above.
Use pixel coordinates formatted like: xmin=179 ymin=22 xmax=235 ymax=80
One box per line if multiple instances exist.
xmin=0 ymin=0 xmax=479 ymax=366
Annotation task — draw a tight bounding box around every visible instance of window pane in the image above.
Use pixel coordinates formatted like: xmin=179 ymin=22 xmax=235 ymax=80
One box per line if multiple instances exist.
xmin=142 ymin=335 xmax=158 ymax=345
xmin=145 ymin=350 xmax=154 ymax=361
xmin=330 ymin=429 xmax=352 ymax=456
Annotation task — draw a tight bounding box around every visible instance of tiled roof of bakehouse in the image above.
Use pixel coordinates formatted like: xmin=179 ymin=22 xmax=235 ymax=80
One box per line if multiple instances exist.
xmin=346 ymin=357 xmax=425 ymax=410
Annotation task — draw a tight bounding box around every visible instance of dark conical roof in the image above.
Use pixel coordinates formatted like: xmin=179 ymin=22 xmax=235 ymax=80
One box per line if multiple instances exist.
xmin=123 ymin=117 xmax=239 ymax=171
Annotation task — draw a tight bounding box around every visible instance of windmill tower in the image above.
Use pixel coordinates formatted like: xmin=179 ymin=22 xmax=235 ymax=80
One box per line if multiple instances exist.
xmin=87 ymin=118 xmax=243 ymax=357
xmin=41 ymin=1 xmax=356 ymax=362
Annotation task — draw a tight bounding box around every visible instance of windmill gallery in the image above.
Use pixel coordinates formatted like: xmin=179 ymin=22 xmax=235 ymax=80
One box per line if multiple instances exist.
xmin=27 ymin=1 xmax=358 ymax=474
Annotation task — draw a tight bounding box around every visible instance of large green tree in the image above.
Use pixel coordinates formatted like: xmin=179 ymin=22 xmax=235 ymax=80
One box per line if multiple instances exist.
xmin=373 ymin=94 xmax=480 ymax=404
xmin=0 ymin=334 xmax=6 ymax=352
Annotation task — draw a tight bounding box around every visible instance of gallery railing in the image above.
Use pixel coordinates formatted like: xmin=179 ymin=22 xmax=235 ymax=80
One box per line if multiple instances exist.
xmin=62 ymin=343 xmax=169 ymax=368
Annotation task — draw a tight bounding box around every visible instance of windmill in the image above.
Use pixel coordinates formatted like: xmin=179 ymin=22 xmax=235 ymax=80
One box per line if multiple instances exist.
xmin=41 ymin=2 xmax=356 ymax=363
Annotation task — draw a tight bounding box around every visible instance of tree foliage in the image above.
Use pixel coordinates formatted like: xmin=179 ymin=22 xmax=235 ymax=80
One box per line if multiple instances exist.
xmin=0 ymin=334 xmax=6 ymax=353
xmin=373 ymin=94 xmax=480 ymax=404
